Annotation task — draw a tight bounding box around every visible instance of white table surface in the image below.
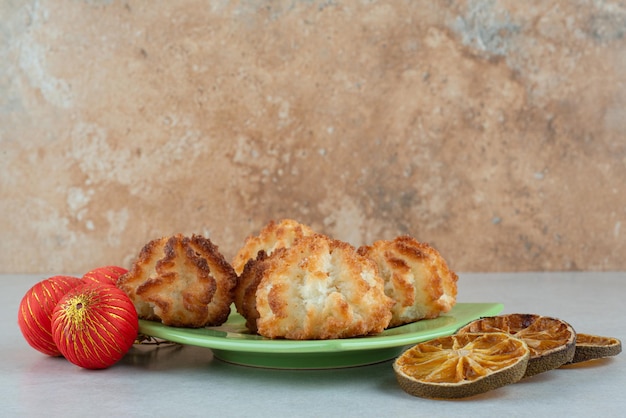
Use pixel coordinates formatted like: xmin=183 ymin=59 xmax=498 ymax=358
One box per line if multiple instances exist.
xmin=1 ymin=272 xmax=624 ymax=417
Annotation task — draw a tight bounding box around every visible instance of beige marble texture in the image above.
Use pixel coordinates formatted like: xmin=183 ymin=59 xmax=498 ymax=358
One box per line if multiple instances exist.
xmin=1 ymin=0 xmax=625 ymax=274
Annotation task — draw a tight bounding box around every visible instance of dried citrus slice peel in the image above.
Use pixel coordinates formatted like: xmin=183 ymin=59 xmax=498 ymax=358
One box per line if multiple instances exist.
xmin=457 ymin=313 xmax=576 ymax=377
xmin=393 ymin=332 xmax=530 ymax=399
xmin=564 ymin=333 xmax=622 ymax=365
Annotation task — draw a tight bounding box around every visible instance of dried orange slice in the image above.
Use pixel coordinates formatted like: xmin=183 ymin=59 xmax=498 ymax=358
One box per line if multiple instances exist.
xmin=457 ymin=313 xmax=576 ymax=377
xmin=564 ymin=333 xmax=622 ymax=364
xmin=393 ymin=332 xmax=530 ymax=399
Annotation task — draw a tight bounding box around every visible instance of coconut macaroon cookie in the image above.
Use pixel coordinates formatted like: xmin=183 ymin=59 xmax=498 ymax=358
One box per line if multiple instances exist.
xmin=232 ymin=218 xmax=316 ymax=275
xmin=236 ymin=234 xmax=394 ymax=340
xmin=358 ymin=235 xmax=458 ymax=328
xmin=117 ymin=234 xmax=237 ymax=328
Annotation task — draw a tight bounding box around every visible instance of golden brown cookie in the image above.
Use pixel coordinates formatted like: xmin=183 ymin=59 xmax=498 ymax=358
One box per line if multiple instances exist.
xmin=236 ymin=234 xmax=394 ymax=339
xmin=358 ymin=235 xmax=458 ymax=327
xmin=231 ymin=219 xmax=316 ymax=275
xmin=117 ymin=234 xmax=237 ymax=328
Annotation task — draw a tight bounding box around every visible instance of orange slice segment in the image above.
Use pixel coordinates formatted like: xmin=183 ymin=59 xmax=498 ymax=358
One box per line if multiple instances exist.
xmin=564 ymin=333 xmax=622 ymax=364
xmin=393 ymin=332 xmax=530 ymax=399
xmin=457 ymin=313 xmax=576 ymax=377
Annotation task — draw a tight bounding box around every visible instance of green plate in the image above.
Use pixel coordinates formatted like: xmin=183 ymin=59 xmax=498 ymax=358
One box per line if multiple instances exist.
xmin=138 ymin=302 xmax=503 ymax=369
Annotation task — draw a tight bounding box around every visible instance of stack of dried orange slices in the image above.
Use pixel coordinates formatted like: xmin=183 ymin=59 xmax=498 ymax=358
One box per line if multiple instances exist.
xmin=393 ymin=313 xmax=622 ymax=400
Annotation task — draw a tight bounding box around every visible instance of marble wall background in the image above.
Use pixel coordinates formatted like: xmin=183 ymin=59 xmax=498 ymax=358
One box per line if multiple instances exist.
xmin=1 ymin=0 xmax=625 ymax=274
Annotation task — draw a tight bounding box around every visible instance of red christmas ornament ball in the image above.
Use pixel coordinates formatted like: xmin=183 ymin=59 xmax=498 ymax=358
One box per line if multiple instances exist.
xmin=51 ymin=282 xmax=138 ymax=369
xmin=82 ymin=265 xmax=128 ymax=287
xmin=17 ymin=276 xmax=83 ymax=356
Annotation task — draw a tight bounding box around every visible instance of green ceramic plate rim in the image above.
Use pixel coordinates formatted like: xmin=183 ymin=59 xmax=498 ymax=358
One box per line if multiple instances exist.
xmin=138 ymin=302 xmax=503 ymax=354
